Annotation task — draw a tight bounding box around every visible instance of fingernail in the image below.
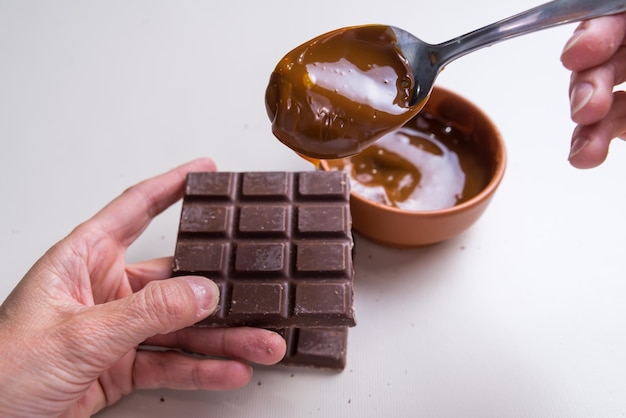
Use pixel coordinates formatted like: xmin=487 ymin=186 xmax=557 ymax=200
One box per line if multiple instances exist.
xmin=570 ymin=82 xmax=594 ymax=117
xmin=569 ymin=135 xmax=590 ymax=160
xmin=188 ymin=277 xmax=220 ymax=314
xmin=562 ymin=30 xmax=584 ymax=55
xmin=562 ymin=21 xmax=589 ymax=56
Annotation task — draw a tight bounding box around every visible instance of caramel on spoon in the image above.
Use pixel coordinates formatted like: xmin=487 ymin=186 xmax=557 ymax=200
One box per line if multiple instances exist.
xmin=266 ymin=0 xmax=626 ymax=159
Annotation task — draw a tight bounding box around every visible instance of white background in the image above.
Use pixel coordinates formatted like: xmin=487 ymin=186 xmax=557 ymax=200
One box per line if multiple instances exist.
xmin=2 ymin=1 xmax=626 ymax=417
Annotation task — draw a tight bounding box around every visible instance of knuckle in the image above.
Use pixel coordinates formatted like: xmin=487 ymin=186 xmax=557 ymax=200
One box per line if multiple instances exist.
xmin=141 ymin=281 xmax=191 ymax=328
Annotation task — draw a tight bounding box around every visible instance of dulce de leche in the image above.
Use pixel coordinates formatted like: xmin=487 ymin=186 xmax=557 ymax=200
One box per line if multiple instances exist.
xmin=325 ymin=111 xmax=493 ymax=212
xmin=265 ymin=25 xmax=420 ymax=159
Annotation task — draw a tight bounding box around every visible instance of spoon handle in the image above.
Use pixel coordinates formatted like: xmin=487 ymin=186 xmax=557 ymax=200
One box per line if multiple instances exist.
xmin=436 ymin=0 xmax=626 ymax=66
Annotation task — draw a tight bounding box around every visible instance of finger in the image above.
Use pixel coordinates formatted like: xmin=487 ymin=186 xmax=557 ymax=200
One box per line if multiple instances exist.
xmin=126 ymin=256 xmax=174 ymax=292
xmin=133 ymin=350 xmax=253 ymax=391
xmin=71 ymin=276 xmax=220 ymax=364
xmin=561 ymin=14 xmax=626 ymax=72
xmin=569 ymin=47 xmax=626 ymax=125
xmin=568 ymin=91 xmax=626 ymax=168
xmin=144 ymin=327 xmax=287 ymax=366
xmin=82 ymin=158 xmax=216 ymax=248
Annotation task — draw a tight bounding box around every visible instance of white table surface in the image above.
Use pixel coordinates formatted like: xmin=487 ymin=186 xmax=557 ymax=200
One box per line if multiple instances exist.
xmin=2 ymin=1 xmax=626 ymax=417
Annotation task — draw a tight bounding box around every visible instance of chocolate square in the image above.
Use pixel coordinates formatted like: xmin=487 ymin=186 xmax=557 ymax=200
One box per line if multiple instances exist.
xmin=280 ymin=327 xmax=348 ymax=370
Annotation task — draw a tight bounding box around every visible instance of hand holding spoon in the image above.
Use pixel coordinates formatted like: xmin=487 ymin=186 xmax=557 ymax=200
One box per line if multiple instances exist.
xmin=265 ymin=0 xmax=626 ymax=159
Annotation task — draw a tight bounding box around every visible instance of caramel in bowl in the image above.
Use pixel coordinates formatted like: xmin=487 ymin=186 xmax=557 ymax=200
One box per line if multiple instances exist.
xmin=320 ymin=86 xmax=506 ymax=247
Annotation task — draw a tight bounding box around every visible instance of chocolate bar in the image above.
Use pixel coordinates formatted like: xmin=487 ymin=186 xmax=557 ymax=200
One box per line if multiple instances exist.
xmin=172 ymin=171 xmax=356 ymax=329
xmin=279 ymin=327 xmax=348 ymax=370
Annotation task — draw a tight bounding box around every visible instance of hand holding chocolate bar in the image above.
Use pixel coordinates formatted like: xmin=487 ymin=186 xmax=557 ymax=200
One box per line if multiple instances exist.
xmin=0 ymin=158 xmax=286 ymax=418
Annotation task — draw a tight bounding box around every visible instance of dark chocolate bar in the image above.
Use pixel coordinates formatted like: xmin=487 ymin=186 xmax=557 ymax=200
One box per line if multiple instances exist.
xmin=279 ymin=327 xmax=348 ymax=370
xmin=172 ymin=171 xmax=356 ymax=329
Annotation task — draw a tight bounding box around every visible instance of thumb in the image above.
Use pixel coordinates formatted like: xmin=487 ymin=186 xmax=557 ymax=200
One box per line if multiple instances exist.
xmin=88 ymin=276 xmax=219 ymax=351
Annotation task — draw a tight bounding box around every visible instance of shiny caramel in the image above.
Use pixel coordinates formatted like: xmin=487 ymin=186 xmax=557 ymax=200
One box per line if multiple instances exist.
xmin=324 ymin=112 xmax=492 ymax=211
xmin=265 ymin=25 xmax=420 ymax=159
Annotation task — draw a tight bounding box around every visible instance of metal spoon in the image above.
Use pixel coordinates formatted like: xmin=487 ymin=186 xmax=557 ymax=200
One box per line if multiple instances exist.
xmin=394 ymin=0 xmax=626 ymax=107
xmin=266 ymin=0 xmax=626 ymax=159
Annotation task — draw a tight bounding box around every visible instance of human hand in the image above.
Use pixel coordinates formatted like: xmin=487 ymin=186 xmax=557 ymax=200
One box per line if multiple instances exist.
xmin=561 ymin=14 xmax=626 ymax=168
xmin=0 ymin=158 xmax=286 ymax=418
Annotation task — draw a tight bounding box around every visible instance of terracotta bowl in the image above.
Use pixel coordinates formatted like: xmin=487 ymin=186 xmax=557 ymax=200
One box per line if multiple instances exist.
xmin=320 ymin=86 xmax=506 ymax=247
